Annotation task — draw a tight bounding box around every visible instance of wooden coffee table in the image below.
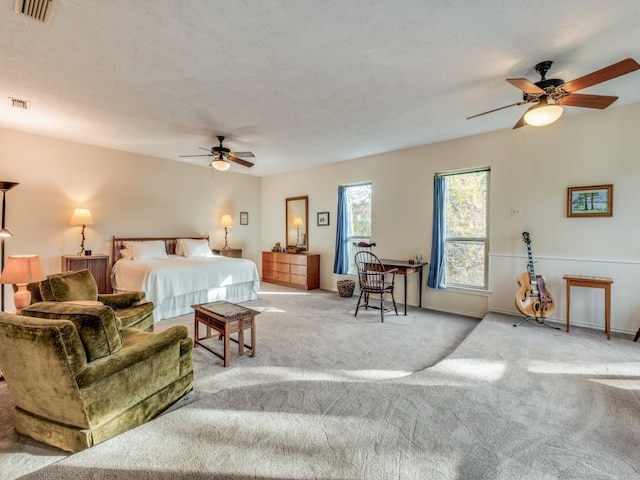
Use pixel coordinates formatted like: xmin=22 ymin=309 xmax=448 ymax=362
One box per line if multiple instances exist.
xmin=192 ymin=301 xmax=260 ymax=367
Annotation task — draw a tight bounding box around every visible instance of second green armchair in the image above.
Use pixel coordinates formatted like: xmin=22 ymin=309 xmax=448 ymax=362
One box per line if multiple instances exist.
xmin=24 ymin=268 xmax=155 ymax=331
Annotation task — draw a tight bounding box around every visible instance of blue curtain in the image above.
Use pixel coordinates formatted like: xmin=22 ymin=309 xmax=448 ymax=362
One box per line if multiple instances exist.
xmin=427 ymin=176 xmax=446 ymax=289
xmin=333 ymin=186 xmax=349 ymax=274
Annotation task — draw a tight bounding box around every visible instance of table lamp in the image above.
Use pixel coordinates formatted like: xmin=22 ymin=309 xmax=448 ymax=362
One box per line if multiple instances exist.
xmin=0 ymin=255 xmax=46 ymax=313
xmin=70 ymin=208 xmax=94 ymax=255
xmin=293 ymin=217 xmax=304 ymax=246
xmin=220 ymin=214 xmax=233 ymax=249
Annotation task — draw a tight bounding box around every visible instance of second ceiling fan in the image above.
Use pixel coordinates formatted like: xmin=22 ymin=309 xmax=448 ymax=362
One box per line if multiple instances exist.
xmin=467 ymin=58 xmax=640 ymax=129
xmin=180 ymin=135 xmax=255 ymax=171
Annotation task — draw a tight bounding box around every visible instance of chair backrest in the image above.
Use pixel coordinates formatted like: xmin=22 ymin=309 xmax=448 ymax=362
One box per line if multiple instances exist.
xmin=0 ymin=312 xmax=89 ymax=427
xmin=355 ymin=241 xmax=376 ymax=252
xmin=354 ymin=250 xmax=390 ymax=291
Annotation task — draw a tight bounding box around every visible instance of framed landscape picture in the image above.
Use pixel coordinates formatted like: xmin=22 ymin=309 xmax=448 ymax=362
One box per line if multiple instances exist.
xmin=240 ymin=212 xmax=249 ymax=225
xmin=567 ymin=184 xmax=613 ymax=217
xmin=317 ymin=211 xmax=330 ymax=226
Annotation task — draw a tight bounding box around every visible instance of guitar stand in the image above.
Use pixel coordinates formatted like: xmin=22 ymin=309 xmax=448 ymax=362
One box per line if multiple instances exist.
xmin=513 ymin=316 xmax=561 ymax=330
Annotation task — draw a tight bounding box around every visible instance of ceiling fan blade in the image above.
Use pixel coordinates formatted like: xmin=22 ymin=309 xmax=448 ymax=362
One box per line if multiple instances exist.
xmin=198 ymin=146 xmax=211 ymax=152
xmin=558 ymin=93 xmax=618 ymax=109
xmin=231 ymin=151 xmax=255 ymax=158
xmin=562 ymin=58 xmax=640 ymax=92
xmin=467 ymin=101 xmax=527 ymax=120
xmin=506 ymin=78 xmax=545 ymax=94
xmin=179 ymin=154 xmax=212 ymax=158
xmin=227 ymin=155 xmax=254 ymax=168
xmin=512 ymin=108 xmax=531 ymax=129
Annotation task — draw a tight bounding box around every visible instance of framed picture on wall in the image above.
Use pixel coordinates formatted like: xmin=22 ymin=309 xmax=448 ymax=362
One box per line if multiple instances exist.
xmin=317 ymin=211 xmax=330 ymax=226
xmin=240 ymin=212 xmax=249 ymax=225
xmin=567 ymin=184 xmax=613 ymax=217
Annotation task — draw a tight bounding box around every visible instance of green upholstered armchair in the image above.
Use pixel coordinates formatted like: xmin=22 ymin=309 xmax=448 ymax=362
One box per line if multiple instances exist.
xmin=24 ymin=268 xmax=155 ymax=332
xmin=0 ymin=302 xmax=193 ymax=453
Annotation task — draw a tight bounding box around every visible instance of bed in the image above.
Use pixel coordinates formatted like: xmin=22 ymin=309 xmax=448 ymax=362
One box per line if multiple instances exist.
xmin=111 ymin=236 xmax=260 ymax=321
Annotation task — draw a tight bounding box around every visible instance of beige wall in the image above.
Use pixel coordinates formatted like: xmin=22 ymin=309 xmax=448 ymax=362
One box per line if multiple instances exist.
xmin=261 ymin=103 xmax=640 ymax=334
xmin=0 ymin=127 xmax=262 ymax=311
xmin=3 ymin=103 xmax=639 ymax=334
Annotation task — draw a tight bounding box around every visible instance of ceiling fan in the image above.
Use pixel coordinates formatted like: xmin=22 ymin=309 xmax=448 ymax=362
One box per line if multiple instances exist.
xmin=180 ymin=135 xmax=255 ymax=171
xmin=467 ymin=58 xmax=640 ymax=129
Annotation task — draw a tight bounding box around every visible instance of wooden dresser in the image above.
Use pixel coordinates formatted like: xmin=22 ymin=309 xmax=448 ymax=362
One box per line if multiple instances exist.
xmin=262 ymin=251 xmax=320 ymax=290
xmin=62 ymin=254 xmax=110 ymax=293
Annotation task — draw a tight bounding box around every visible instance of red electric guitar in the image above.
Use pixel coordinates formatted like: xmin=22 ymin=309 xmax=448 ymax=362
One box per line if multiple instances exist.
xmin=514 ymin=232 xmax=555 ymax=322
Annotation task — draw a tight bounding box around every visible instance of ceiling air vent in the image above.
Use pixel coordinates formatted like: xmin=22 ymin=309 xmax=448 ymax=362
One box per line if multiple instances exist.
xmin=14 ymin=0 xmax=56 ymax=24
xmin=10 ymin=98 xmax=30 ymax=110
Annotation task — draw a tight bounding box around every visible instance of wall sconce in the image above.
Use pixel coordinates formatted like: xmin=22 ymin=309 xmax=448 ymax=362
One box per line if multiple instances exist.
xmin=70 ymin=208 xmax=94 ymax=256
xmin=0 ymin=255 xmax=46 ymax=313
xmin=523 ymin=97 xmax=564 ymax=127
xmin=220 ymin=214 xmax=234 ymax=249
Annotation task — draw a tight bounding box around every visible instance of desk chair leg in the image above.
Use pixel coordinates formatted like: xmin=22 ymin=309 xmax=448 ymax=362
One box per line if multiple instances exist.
xmin=355 ymin=291 xmax=365 ymax=317
xmin=634 ymin=328 xmax=640 ymax=342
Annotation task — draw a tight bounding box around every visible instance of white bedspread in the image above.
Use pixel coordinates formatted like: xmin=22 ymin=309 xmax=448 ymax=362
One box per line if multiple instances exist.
xmin=111 ymin=255 xmax=260 ymax=309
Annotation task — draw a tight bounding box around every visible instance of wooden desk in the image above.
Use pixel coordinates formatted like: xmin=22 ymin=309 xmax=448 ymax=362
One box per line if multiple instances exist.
xmin=563 ymin=275 xmax=613 ymax=340
xmin=380 ymin=259 xmax=428 ymax=315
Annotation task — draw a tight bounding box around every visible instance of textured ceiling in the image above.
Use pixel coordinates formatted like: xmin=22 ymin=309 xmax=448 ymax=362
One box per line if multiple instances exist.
xmin=1 ymin=1 xmax=639 ymax=176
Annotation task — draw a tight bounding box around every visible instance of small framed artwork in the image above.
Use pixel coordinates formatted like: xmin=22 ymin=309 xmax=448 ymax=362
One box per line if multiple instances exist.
xmin=240 ymin=212 xmax=249 ymax=225
xmin=317 ymin=211 xmax=330 ymax=226
xmin=567 ymin=184 xmax=613 ymax=217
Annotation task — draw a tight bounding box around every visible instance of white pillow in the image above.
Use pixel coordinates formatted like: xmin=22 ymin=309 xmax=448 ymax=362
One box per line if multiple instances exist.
xmin=179 ymin=238 xmax=214 ymax=258
xmin=120 ymin=248 xmax=133 ymax=260
xmin=124 ymin=241 xmax=168 ymax=261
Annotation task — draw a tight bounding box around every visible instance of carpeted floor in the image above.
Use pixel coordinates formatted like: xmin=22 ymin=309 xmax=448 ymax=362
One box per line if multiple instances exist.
xmin=4 ymin=283 xmax=640 ymax=479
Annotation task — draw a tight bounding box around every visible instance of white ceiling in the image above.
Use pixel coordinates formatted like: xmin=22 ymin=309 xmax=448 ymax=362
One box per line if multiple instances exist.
xmin=1 ymin=1 xmax=639 ymax=176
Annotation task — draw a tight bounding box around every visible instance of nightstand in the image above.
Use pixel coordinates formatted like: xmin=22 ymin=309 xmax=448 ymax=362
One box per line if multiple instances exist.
xmin=62 ymin=254 xmax=111 ymax=293
xmin=212 ymin=248 xmax=242 ymax=259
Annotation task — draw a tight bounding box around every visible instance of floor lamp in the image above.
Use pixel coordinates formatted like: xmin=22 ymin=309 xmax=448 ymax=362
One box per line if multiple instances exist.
xmin=0 ymin=181 xmax=18 ymax=382
xmin=0 ymin=181 xmax=19 ymax=312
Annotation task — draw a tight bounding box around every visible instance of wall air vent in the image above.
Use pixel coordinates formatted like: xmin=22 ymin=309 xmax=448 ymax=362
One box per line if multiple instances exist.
xmin=14 ymin=0 xmax=56 ymax=24
xmin=10 ymin=98 xmax=30 ymax=110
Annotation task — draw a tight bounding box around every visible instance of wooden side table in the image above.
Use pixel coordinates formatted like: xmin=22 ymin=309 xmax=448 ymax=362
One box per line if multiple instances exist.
xmin=563 ymin=275 xmax=613 ymax=340
xmin=62 ymin=254 xmax=110 ymax=293
xmin=212 ymin=248 xmax=242 ymax=258
xmin=192 ymin=301 xmax=259 ymax=367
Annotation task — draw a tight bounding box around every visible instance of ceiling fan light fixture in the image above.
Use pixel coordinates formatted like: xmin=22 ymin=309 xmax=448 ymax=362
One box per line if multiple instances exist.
xmin=211 ymin=156 xmax=230 ymax=171
xmin=523 ymin=98 xmax=564 ymax=127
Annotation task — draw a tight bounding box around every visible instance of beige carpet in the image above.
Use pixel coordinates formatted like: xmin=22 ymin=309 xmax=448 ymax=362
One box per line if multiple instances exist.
xmin=5 ymin=284 xmax=640 ymax=479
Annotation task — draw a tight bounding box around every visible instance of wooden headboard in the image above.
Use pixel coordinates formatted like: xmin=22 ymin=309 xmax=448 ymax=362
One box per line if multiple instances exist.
xmin=111 ymin=236 xmax=210 ymax=265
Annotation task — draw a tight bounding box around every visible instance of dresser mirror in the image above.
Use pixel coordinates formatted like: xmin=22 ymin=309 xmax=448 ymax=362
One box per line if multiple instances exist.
xmin=285 ymin=195 xmax=308 ymax=251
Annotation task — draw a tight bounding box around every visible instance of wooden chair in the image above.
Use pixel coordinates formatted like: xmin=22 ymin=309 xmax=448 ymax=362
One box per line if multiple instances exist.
xmin=354 ymin=250 xmax=398 ymax=322
xmin=354 ymin=242 xmax=376 ymax=304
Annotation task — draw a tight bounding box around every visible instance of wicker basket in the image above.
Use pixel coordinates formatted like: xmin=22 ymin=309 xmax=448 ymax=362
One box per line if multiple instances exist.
xmin=337 ymin=279 xmax=355 ymax=298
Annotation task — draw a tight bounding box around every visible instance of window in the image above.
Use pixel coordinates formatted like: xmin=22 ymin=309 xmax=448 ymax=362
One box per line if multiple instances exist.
xmin=346 ymin=183 xmax=372 ymax=274
xmin=333 ymin=183 xmax=372 ymax=275
xmin=443 ymin=169 xmax=489 ymax=288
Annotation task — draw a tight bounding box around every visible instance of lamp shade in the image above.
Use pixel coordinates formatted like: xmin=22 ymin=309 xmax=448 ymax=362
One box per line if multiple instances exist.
xmin=293 ymin=217 xmax=304 ymax=228
xmin=211 ymin=157 xmax=230 ymax=171
xmin=0 ymin=228 xmax=11 ymax=238
xmin=523 ymin=99 xmax=564 ymax=127
xmin=70 ymin=208 xmax=94 ymax=226
xmin=0 ymin=255 xmax=46 ymax=285
xmin=220 ymin=214 xmax=234 ymax=227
